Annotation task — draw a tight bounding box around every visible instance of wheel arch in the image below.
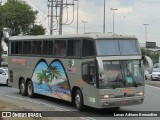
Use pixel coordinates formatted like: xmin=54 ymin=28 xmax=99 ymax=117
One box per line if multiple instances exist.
xmin=71 ymin=86 xmax=83 ymax=102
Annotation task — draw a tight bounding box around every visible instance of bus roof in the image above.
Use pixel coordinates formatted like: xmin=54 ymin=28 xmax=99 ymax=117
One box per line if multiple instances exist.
xmin=9 ymin=33 xmax=137 ymax=41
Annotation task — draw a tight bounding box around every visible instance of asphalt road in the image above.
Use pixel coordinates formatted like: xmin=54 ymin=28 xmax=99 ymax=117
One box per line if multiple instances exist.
xmin=0 ymin=84 xmax=160 ymax=120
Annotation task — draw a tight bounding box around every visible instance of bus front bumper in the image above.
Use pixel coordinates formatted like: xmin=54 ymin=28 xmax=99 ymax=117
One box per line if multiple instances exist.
xmin=98 ymin=96 xmax=144 ymax=108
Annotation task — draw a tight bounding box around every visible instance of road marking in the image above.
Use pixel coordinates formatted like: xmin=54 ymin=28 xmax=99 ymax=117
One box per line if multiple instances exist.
xmin=145 ymin=84 xmax=160 ymax=89
xmin=0 ymin=94 xmax=96 ymax=120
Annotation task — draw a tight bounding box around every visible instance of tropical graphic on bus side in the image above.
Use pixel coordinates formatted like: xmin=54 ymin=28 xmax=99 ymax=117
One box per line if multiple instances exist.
xmin=68 ymin=59 xmax=77 ymax=72
xmin=32 ymin=59 xmax=71 ymax=101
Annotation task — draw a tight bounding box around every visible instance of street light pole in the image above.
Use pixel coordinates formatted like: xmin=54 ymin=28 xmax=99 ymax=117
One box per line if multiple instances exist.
xmin=143 ymin=24 xmax=149 ymax=55
xmin=76 ymin=0 xmax=79 ymax=34
xmin=111 ymin=8 xmax=118 ymax=34
xmin=103 ymin=0 xmax=106 ymax=33
xmin=143 ymin=24 xmax=149 ymax=45
xmin=82 ymin=21 xmax=87 ymax=34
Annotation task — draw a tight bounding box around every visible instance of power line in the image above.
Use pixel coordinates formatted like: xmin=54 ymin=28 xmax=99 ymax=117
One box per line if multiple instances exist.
xmin=48 ymin=0 xmax=76 ymax=35
xmin=29 ymin=0 xmax=46 ymax=13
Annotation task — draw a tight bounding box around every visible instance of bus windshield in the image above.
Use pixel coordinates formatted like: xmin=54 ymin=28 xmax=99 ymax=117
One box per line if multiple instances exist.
xmin=96 ymin=39 xmax=140 ymax=56
xmin=99 ymin=60 xmax=144 ymax=89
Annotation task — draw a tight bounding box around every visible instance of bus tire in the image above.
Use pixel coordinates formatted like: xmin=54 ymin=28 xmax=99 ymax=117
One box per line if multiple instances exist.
xmin=110 ymin=107 xmax=120 ymax=110
xmin=74 ymin=89 xmax=84 ymax=111
xmin=27 ymin=81 xmax=34 ymax=98
xmin=20 ymin=79 xmax=27 ymax=96
xmin=6 ymin=79 xmax=8 ymax=86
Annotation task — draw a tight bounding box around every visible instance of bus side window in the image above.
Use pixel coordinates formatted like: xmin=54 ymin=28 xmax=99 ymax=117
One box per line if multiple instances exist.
xmin=82 ymin=40 xmax=95 ymax=57
xmin=11 ymin=42 xmax=15 ymax=54
xmin=82 ymin=64 xmax=89 ymax=82
xmin=82 ymin=62 xmax=97 ymax=87
xmin=54 ymin=40 xmax=66 ymax=57
xmin=89 ymin=63 xmax=96 ymax=87
xmin=43 ymin=40 xmax=53 ymax=55
xmin=67 ymin=40 xmax=81 ymax=57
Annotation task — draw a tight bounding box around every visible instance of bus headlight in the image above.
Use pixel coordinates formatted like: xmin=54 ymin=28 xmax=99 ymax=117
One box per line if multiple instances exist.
xmin=136 ymin=92 xmax=144 ymax=96
xmin=100 ymin=94 xmax=114 ymax=99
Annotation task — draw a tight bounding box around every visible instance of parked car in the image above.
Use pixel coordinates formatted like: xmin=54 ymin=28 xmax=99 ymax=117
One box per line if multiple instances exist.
xmin=153 ymin=63 xmax=160 ymax=68
xmin=0 ymin=67 xmax=8 ymax=85
xmin=145 ymin=68 xmax=160 ymax=80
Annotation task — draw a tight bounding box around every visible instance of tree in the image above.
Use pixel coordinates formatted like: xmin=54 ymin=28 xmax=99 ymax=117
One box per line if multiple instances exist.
xmin=28 ymin=24 xmax=45 ymax=35
xmin=0 ymin=0 xmax=45 ymax=66
xmin=141 ymin=48 xmax=159 ymax=64
xmin=1 ymin=0 xmax=38 ymax=36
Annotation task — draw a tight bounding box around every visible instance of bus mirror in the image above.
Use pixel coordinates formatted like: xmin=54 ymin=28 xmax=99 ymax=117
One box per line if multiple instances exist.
xmin=96 ymin=57 xmax=104 ymax=74
xmin=144 ymin=55 xmax=153 ymax=74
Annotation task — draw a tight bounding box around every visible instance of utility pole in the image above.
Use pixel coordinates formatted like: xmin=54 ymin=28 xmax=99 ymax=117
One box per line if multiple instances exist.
xmin=76 ymin=0 xmax=79 ymax=34
xmin=50 ymin=0 xmax=54 ymax=35
xmin=59 ymin=0 xmax=63 ymax=35
xmin=48 ymin=0 xmax=75 ymax=35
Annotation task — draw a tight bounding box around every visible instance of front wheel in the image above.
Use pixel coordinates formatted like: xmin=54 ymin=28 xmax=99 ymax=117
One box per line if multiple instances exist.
xmin=6 ymin=79 xmax=8 ymax=86
xmin=74 ymin=89 xmax=84 ymax=111
xmin=27 ymin=81 xmax=34 ymax=98
xmin=20 ymin=79 xmax=27 ymax=96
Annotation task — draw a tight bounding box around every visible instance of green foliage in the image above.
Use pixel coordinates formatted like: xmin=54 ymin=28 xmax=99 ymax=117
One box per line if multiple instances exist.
xmin=0 ymin=0 xmax=38 ymax=36
xmin=140 ymin=48 xmax=159 ymax=64
xmin=28 ymin=24 xmax=45 ymax=35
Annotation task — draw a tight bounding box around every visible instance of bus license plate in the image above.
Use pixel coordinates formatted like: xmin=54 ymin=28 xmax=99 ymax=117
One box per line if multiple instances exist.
xmin=121 ymin=100 xmax=128 ymax=105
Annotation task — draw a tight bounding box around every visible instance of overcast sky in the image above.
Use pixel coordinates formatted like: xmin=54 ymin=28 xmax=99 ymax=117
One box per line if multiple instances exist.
xmin=2 ymin=0 xmax=160 ymax=46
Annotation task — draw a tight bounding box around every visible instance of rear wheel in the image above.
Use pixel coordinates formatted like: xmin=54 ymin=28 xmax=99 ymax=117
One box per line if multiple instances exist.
xmin=74 ymin=89 xmax=84 ymax=111
xmin=27 ymin=81 xmax=34 ymax=98
xmin=20 ymin=79 xmax=27 ymax=96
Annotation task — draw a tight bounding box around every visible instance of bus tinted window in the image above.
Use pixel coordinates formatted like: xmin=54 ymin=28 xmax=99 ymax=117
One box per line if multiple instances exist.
xmin=43 ymin=41 xmax=53 ymax=55
xmin=15 ymin=42 xmax=22 ymax=54
xmin=82 ymin=40 xmax=95 ymax=57
xmin=32 ymin=41 xmax=42 ymax=55
xmin=119 ymin=40 xmax=139 ymax=55
xmin=11 ymin=42 xmax=15 ymax=54
xmin=23 ymin=41 xmax=32 ymax=54
xmin=54 ymin=40 xmax=66 ymax=57
xmin=67 ymin=40 xmax=81 ymax=57
xmin=96 ymin=39 xmax=140 ymax=56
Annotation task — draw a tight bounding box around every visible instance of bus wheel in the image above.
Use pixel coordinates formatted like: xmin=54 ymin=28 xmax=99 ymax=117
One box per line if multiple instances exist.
xmin=20 ymin=79 xmax=27 ymax=96
xmin=6 ymin=79 xmax=8 ymax=86
xmin=27 ymin=81 xmax=34 ymax=98
xmin=74 ymin=89 xmax=84 ymax=111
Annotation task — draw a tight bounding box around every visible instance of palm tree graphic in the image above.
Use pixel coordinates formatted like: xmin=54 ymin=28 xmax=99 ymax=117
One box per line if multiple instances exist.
xmin=68 ymin=59 xmax=74 ymax=68
xmin=37 ymin=69 xmax=51 ymax=84
xmin=47 ymin=66 xmax=62 ymax=80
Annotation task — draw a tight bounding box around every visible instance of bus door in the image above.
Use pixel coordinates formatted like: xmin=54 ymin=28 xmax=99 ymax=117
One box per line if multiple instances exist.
xmin=82 ymin=61 xmax=98 ymax=106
